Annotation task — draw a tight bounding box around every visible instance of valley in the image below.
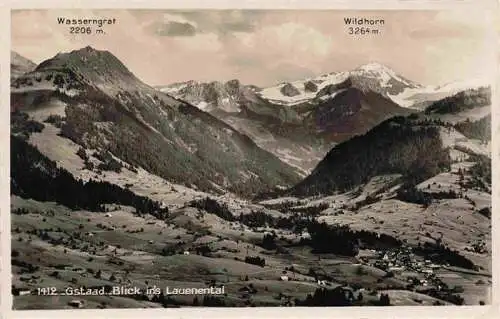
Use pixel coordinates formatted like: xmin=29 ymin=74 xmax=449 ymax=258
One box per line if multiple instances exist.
xmin=10 ymin=47 xmax=492 ymax=309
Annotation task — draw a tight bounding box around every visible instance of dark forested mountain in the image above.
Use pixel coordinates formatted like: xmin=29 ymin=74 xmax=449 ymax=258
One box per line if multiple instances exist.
xmin=288 ymin=116 xmax=452 ymax=197
xmin=305 ymin=86 xmax=414 ymax=139
xmin=287 ymin=83 xmax=492 ymax=197
xmin=11 ymin=46 xmax=301 ymax=197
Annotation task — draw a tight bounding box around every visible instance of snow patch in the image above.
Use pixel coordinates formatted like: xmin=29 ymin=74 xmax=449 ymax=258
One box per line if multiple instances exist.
xmin=388 ymin=78 xmax=490 ymax=109
xmin=257 ymin=72 xmax=349 ymax=106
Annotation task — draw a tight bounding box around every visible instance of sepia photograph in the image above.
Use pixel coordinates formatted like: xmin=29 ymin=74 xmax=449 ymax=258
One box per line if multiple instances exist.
xmin=8 ymin=7 xmax=494 ymax=311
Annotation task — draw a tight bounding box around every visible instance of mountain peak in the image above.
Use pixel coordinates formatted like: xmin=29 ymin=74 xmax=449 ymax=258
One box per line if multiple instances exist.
xmin=83 ymin=45 xmax=96 ymax=51
xmin=35 ymin=46 xmax=136 ymax=86
xmin=70 ymin=46 xmax=113 ymax=59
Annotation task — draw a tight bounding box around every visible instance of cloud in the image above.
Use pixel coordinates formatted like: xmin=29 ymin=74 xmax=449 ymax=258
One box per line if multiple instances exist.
xmin=155 ymin=21 xmax=197 ymax=36
xmin=172 ymin=33 xmax=223 ymax=52
xmin=230 ymin=22 xmax=334 ymax=75
xmin=151 ymin=13 xmax=198 ymax=36
xmin=142 ymin=11 xmax=258 ymax=38
xmin=174 ymin=10 xmax=260 ymax=35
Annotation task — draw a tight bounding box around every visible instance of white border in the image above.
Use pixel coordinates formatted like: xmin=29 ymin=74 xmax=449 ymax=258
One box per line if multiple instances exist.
xmin=3 ymin=0 xmax=500 ymax=10
xmin=1 ymin=1 xmax=499 ymax=318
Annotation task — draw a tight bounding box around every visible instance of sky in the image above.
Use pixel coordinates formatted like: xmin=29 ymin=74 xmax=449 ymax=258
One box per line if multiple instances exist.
xmin=11 ymin=9 xmax=496 ymax=87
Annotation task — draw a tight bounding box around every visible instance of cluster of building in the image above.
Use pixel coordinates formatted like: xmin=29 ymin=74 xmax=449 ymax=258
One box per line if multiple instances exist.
xmin=365 ymin=245 xmax=444 ymax=279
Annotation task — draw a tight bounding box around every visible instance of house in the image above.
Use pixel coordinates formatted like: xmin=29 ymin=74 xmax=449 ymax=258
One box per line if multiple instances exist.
xmin=148 ymin=240 xmax=154 ymax=244
xmin=68 ymin=300 xmax=84 ymax=308
xmin=280 ymin=275 xmax=289 ymax=281
xmin=388 ymin=266 xmax=404 ymax=273
xmin=317 ymin=280 xmax=327 ymax=286
xmin=183 ymin=251 xmax=190 ymax=255
xmin=18 ymin=289 xmax=31 ymax=296
xmin=105 ymin=213 xmax=112 ymax=217
xmin=300 ymin=232 xmax=311 ymax=239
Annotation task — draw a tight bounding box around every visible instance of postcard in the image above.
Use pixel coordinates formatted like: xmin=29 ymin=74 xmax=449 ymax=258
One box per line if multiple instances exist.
xmin=3 ymin=0 xmax=498 ymax=317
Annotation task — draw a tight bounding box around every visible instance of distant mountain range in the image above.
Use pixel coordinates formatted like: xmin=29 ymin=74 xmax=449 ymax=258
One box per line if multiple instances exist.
xmin=10 ymin=48 xmax=491 ymax=196
xmin=158 ymin=63 xmax=488 ymax=173
xmin=11 ymin=51 xmax=36 ymax=80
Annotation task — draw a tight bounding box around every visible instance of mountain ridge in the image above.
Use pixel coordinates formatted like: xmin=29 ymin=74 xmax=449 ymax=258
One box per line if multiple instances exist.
xmin=11 ymin=46 xmax=302 ymax=197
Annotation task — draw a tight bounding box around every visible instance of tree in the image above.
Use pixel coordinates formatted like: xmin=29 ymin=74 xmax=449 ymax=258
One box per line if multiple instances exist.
xmin=193 ymin=296 xmax=199 ymax=306
xmin=244 ymin=256 xmax=265 ymax=267
xmin=76 ymin=147 xmax=88 ymax=161
xmin=379 ymin=293 xmax=390 ymax=306
xmin=261 ymin=233 xmax=276 ymax=250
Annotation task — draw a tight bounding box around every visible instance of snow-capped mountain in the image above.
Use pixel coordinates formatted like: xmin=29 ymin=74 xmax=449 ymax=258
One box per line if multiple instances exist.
xmin=388 ymin=78 xmax=491 ymax=109
xmin=256 ymin=63 xmax=489 ymax=111
xmin=156 ymin=63 xmax=489 ymax=175
xmin=257 ymin=63 xmax=421 ymax=107
xmin=156 ymin=63 xmax=426 ymax=173
xmin=160 ymin=62 xmax=490 ymax=114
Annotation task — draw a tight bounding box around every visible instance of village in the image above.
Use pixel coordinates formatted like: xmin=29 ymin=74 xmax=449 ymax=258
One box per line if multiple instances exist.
xmin=357 ymin=244 xmax=452 ymax=291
